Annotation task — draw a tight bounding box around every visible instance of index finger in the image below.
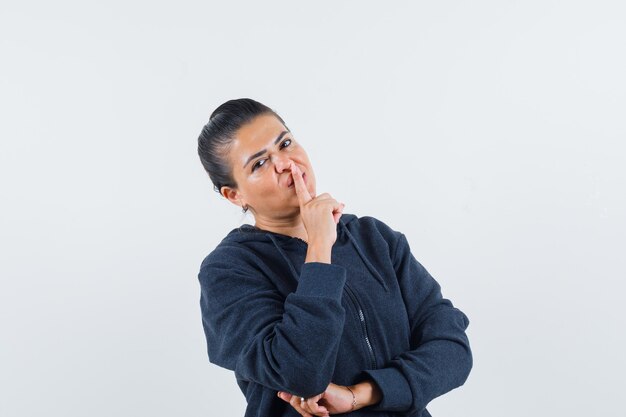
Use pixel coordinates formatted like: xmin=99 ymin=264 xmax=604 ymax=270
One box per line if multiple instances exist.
xmin=290 ymin=161 xmax=312 ymax=206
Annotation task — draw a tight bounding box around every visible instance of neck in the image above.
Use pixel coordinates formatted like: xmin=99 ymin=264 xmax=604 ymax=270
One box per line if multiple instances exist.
xmin=253 ymin=212 xmax=309 ymax=242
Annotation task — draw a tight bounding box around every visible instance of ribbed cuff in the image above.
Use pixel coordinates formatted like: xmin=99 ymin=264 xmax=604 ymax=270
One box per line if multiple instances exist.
xmin=360 ymin=367 xmax=412 ymax=412
xmin=295 ymin=262 xmax=347 ymax=302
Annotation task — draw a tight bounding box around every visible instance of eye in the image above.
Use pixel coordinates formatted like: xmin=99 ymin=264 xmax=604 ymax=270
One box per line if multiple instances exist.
xmin=251 ymin=158 xmax=266 ymax=172
xmin=251 ymin=138 xmax=293 ymax=172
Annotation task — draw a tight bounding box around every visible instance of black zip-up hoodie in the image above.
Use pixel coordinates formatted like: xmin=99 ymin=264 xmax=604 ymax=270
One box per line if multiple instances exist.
xmin=198 ymin=213 xmax=472 ymax=417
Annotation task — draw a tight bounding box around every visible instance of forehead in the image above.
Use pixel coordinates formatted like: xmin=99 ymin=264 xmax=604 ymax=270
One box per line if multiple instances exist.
xmin=229 ymin=114 xmax=286 ymax=164
xmin=235 ymin=113 xmax=285 ymax=145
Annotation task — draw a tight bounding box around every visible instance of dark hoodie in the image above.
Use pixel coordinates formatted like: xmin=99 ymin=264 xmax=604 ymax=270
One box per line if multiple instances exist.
xmin=198 ymin=213 xmax=472 ymax=417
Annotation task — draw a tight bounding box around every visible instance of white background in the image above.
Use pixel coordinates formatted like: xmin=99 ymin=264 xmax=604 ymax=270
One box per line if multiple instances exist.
xmin=1 ymin=1 xmax=625 ymax=416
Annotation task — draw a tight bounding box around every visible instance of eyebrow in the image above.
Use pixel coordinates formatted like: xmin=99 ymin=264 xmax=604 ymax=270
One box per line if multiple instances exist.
xmin=243 ymin=130 xmax=290 ymax=169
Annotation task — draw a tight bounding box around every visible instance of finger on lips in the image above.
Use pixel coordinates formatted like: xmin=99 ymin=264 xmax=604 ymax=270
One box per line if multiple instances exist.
xmin=290 ymin=162 xmax=311 ymax=203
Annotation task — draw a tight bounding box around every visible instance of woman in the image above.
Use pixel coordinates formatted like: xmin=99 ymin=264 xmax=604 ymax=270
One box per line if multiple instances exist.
xmin=196 ymin=98 xmax=472 ymax=417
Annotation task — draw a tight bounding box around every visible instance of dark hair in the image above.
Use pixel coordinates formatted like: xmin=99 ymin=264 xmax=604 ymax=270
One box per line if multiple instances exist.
xmin=197 ymin=98 xmax=289 ymax=197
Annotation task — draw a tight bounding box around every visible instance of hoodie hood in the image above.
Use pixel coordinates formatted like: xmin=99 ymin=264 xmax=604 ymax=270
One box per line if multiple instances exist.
xmin=224 ymin=213 xmax=389 ymax=291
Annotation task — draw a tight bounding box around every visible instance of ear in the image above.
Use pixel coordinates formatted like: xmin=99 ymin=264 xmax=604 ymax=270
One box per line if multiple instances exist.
xmin=220 ymin=186 xmax=245 ymax=208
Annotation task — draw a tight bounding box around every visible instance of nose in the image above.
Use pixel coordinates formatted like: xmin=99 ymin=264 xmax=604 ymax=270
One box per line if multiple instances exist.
xmin=274 ymin=154 xmax=293 ymax=173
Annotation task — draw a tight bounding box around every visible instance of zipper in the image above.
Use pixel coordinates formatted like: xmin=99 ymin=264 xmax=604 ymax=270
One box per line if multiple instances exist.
xmin=344 ymin=283 xmax=377 ymax=370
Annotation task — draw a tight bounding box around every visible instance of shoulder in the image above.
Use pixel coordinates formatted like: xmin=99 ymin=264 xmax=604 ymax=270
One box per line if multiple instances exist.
xmin=341 ymin=213 xmax=404 ymax=240
xmin=198 ymin=231 xmax=267 ymax=277
xmin=340 ymin=213 xmax=406 ymax=255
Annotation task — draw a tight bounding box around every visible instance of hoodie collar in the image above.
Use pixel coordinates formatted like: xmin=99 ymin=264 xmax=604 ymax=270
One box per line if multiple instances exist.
xmin=230 ymin=214 xmax=388 ymax=291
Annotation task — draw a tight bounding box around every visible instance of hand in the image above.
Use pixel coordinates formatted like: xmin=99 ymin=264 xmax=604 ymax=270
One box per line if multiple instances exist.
xmin=291 ymin=161 xmax=345 ymax=248
xmin=277 ymin=382 xmax=358 ymax=417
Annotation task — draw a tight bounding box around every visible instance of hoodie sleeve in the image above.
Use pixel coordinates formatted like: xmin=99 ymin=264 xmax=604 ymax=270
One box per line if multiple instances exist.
xmin=198 ymin=245 xmax=347 ymax=398
xmin=360 ymin=231 xmax=473 ymax=414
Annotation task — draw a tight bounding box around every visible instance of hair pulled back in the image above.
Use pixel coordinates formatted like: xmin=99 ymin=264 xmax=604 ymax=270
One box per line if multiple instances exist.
xmin=197 ymin=98 xmax=288 ymax=196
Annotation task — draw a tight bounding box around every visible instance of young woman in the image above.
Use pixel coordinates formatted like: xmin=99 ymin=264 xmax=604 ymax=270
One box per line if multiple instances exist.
xmin=196 ymin=98 xmax=472 ymax=417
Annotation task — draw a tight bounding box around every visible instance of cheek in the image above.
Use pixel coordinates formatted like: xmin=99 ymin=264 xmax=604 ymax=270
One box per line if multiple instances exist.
xmin=248 ymin=174 xmax=278 ymax=192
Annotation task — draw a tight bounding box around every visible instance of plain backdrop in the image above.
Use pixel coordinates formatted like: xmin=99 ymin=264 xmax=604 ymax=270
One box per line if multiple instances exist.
xmin=1 ymin=1 xmax=625 ymax=416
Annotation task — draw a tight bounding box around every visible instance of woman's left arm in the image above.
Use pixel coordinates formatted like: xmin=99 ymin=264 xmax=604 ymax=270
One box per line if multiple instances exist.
xmin=358 ymin=230 xmax=473 ymax=415
xmin=280 ymin=220 xmax=473 ymax=416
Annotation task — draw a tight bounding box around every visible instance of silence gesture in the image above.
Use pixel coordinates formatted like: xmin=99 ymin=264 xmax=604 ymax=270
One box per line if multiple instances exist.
xmin=290 ymin=161 xmax=345 ymax=248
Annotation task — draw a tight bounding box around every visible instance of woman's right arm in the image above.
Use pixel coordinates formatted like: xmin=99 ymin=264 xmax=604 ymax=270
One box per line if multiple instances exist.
xmin=199 ymin=161 xmax=346 ymax=398
xmin=198 ymin=242 xmax=346 ymax=399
